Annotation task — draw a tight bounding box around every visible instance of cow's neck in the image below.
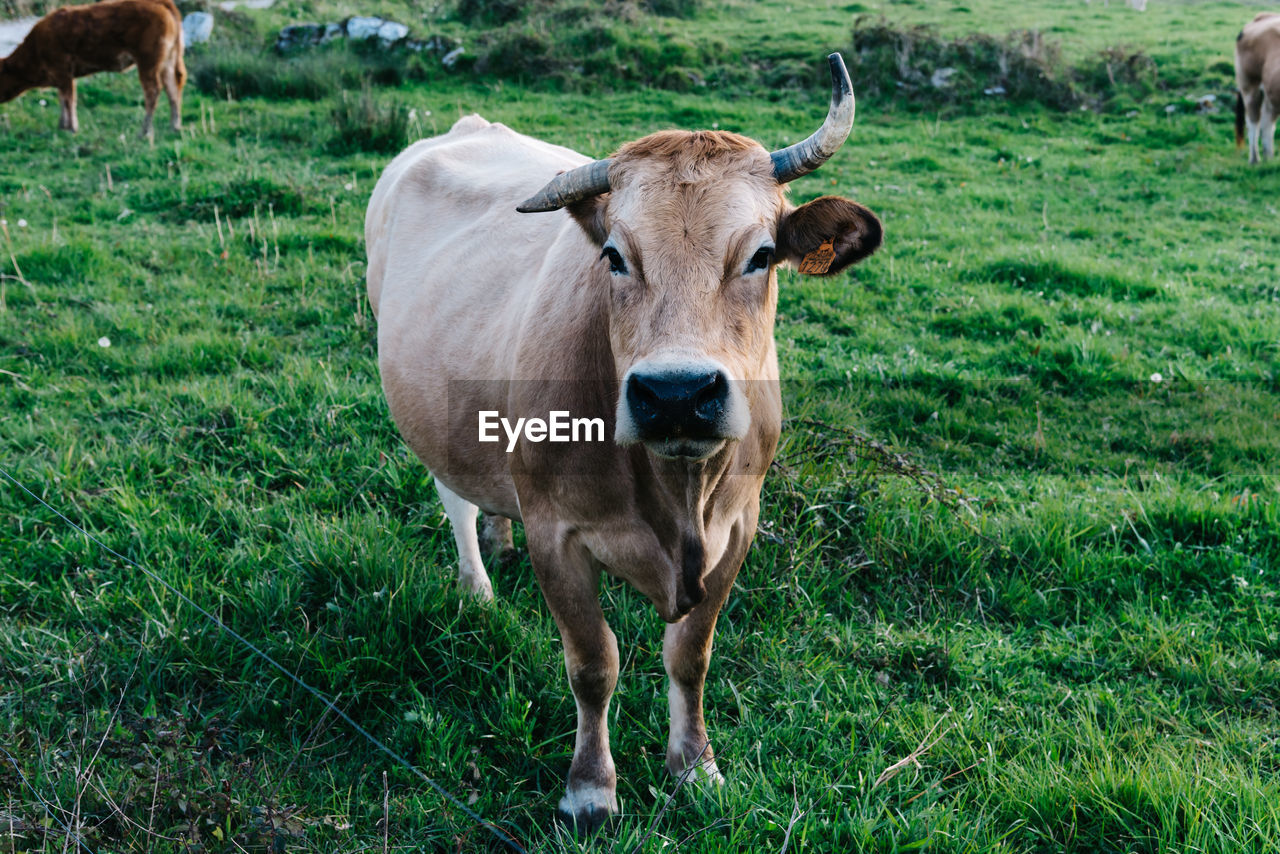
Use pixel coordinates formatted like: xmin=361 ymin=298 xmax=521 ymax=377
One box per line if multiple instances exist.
xmin=634 ymin=444 xmax=740 ymax=545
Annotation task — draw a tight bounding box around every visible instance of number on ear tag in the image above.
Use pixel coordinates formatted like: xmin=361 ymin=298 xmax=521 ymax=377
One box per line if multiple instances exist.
xmin=798 ymin=239 xmax=837 ymax=275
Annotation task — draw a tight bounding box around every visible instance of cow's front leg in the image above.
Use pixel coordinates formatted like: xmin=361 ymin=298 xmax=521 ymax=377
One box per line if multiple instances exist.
xmin=663 ymin=520 xmax=750 ymax=783
xmin=526 ymin=527 xmax=619 ymax=831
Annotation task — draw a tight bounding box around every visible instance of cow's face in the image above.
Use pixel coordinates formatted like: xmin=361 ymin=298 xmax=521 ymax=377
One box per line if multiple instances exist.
xmin=565 ymin=131 xmax=881 ymax=461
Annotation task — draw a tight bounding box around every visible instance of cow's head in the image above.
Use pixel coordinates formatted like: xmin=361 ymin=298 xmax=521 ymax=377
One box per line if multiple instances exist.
xmin=519 ymin=54 xmax=881 ymax=462
xmin=0 ymin=58 xmax=30 ymax=103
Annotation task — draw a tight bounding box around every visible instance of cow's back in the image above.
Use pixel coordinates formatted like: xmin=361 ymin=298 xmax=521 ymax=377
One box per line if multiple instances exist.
xmin=366 ymin=115 xmax=597 ymax=514
xmin=367 ymin=115 xmax=585 ymax=315
xmin=16 ymin=0 xmax=180 ymax=75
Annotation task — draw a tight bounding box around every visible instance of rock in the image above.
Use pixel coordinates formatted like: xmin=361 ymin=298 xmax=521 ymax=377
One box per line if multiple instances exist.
xmin=377 ymin=21 xmax=409 ymax=43
xmin=275 ymin=16 xmax=415 ymax=53
xmin=183 ymin=12 xmax=214 ymax=44
xmin=276 ymin=23 xmax=325 ymax=52
xmin=930 ymin=67 xmax=956 ymax=88
xmin=345 ymin=16 xmax=385 ymax=40
xmin=441 ymin=46 xmax=465 ymax=68
xmin=408 ymin=34 xmax=460 ymax=55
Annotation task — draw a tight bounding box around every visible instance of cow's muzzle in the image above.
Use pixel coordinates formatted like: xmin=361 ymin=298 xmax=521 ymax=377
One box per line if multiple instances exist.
xmin=625 ymin=367 xmax=729 ymax=456
xmin=615 ymin=357 xmax=750 ymax=459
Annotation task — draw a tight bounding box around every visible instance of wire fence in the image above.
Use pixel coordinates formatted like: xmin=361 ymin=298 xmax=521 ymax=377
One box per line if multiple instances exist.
xmin=0 ymin=467 xmax=529 ymax=854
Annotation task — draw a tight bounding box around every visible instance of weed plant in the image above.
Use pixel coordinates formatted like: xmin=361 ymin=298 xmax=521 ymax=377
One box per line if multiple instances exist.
xmin=328 ymin=87 xmax=411 ymax=154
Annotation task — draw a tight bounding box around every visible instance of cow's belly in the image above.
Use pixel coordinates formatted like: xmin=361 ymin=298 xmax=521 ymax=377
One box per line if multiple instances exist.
xmin=378 ymin=332 xmax=523 ymax=519
xmin=70 ymin=49 xmax=137 ymax=76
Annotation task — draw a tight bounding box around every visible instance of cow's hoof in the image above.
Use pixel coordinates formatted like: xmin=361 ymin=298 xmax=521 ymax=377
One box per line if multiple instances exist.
xmin=556 ymin=788 xmax=617 ymax=835
xmin=458 ymin=573 xmax=494 ymax=601
xmin=667 ymin=746 xmax=724 ymax=786
xmin=693 ymin=763 xmax=726 ymax=787
xmin=555 ymin=804 xmax=614 ymax=835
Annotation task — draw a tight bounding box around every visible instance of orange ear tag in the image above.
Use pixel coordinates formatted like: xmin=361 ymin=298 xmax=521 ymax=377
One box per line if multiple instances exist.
xmin=798 ymin=239 xmax=837 ymax=275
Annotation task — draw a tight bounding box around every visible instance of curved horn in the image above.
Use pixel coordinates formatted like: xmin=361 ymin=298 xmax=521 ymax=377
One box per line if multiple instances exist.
xmin=516 ymin=158 xmax=613 ymax=213
xmin=770 ymin=53 xmax=856 ymax=184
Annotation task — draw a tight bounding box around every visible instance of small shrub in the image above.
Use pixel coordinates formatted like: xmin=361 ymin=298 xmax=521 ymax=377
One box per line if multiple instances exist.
xmin=327 ymin=88 xmax=410 ymax=154
xmin=848 ymin=18 xmax=1195 ymax=112
xmin=849 ymin=17 xmax=1082 ymax=110
xmin=455 ymin=0 xmax=541 ymax=25
xmin=1074 ymin=45 xmax=1160 ymax=103
xmin=642 ymin=0 xmax=705 ymax=18
xmin=477 ymin=26 xmax=562 ymax=80
xmin=471 ymin=1 xmax=730 ymax=91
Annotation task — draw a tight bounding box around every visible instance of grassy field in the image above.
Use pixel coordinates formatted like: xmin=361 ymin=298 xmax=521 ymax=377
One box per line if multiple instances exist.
xmin=2 ymin=0 xmax=1279 ymax=851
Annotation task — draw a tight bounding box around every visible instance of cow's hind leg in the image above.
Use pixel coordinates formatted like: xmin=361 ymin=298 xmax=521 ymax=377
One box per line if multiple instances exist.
xmin=479 ymin=513 xmax=515 ymax=560
xmin=57 ymin=80 xmax=77 ymax=132
xmin=524 ymin=524 xmax=618 ymax=832
xmin=1244 ymin=88 xmax=1264 ymax=163
xmin=1262 ymin=91 xmax=1278 ymax=160
xmin=162 ymin=64 xmax=182 ymax=131
xmin=435 ymin=478 xmax=494 ymax=600
xmin=163 ymin=49 xmax=184 ymax=131
xmin=662 ymin=519 xmax=752 ymax=785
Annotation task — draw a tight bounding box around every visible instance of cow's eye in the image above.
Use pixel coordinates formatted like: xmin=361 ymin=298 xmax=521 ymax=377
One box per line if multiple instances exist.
xmin=601 ymin=245 xmax=628 ymax=275
xmin=745 ymin=246 xmax=774 ymax=274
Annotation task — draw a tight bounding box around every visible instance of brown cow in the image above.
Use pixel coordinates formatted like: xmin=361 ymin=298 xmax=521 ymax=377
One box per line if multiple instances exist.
xmin=1235 ymin=12 xmax=1280 ymax=163
xmin=0 ymin=0 xmax=185 ymax=137
xmin=365 ymin=54 xmax=881 ymax=829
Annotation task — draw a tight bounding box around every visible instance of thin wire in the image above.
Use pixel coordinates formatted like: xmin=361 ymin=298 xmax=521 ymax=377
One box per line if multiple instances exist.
xmin=0 ymin=468 xmax=528 ymax=854
xmin=0 ymin=746 xmax=97 ymax=854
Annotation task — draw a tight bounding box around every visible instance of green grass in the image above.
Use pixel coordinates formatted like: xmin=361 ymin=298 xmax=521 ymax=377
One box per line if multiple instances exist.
xmin=2 ymin=0 xmax=1279 ymax=851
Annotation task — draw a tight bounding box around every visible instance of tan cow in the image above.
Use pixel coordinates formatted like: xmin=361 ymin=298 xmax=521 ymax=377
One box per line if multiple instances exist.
xmin=1235 ymin=12 xmax=1280 ymax=163
xmin=0 ymin=0 xmax=185 ymax=137
xmin=365 ymin=54 xmax=881 ymax=829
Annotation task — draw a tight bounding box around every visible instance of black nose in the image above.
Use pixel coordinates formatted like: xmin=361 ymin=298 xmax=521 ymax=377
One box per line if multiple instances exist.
xmin=626 ymin=368 xmax=729 ymax=440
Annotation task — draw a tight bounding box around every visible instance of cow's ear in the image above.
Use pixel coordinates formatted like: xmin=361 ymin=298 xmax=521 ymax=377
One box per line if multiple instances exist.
xmin=566 ymin=195 xmax=609 ymax=247
xmin=777 ymin=196 xmax=882 ymax=277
